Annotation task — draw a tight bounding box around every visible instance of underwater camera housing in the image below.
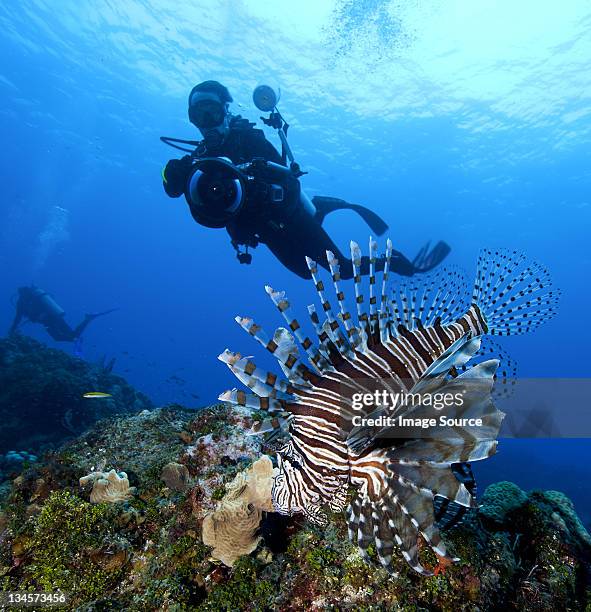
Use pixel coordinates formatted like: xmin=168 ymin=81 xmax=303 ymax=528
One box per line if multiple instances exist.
xmin=184 ymin=156 xmax=300 ymax=229
xmin=185 ymin=157 xmax=246 ymax=228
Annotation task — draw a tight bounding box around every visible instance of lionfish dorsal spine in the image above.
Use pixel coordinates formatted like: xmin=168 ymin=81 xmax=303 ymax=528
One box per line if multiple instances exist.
xmin=378 ymin=238 xmax=393 ymax=343
xmin=326 ymin=249 xmax=363 ymax=349
xmin=265 ymin=285 xmax=334 ymax=373
xmin=218 ymin=349 xmax=295 ymax=399
xmin=218 ymin=388 xmax=287 ymax=412
xmin=234 ymin=315 xmax=312 ymax=384
xmin=305 ymin=256 xmax=354 ymax=358
xmin=368 ymin=236 xmax=379 ymax=335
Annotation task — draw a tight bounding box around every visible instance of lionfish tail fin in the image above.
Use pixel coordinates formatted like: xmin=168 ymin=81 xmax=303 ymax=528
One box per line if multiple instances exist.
xmin=473 ymin=249 xmax=560 ymax=336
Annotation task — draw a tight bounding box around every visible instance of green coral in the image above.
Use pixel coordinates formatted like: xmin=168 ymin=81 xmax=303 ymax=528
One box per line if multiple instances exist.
xmin=199 ymin=557 xmax=276 ymax=611
xmin=479 ymin=481 xmax=528 ymax=524
xmin=211 ymin=486 xmax=226 ymax=501
xmin=529 ymin=489 xmax=591 ymax=550
xmin=342 ymin=552 xmax=378 ymax=590
xmin=189 ymin=404 xmax=233 ymax=438
xmin=25 ymin=490 xmax=128 ymax=602
xmin=305 ymin=545 xmax=340 ymax=578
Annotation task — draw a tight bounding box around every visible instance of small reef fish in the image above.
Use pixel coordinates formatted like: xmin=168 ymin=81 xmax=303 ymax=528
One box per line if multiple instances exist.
xmin=83 ymin=392 xmax=113 ymax=398
xmin=219 ymin=238 xmax=559 ymax=575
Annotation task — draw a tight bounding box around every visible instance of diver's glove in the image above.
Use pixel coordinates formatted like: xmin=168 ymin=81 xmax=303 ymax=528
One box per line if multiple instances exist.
xmin=162 ymin=155 xmax=193 ymax=198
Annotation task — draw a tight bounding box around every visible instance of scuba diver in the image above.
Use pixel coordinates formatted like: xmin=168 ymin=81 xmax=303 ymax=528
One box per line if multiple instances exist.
xmin=8 ymin=285 xmax=114 ymax=343
xmin=161 ymin=80 xmax=450 ymax=279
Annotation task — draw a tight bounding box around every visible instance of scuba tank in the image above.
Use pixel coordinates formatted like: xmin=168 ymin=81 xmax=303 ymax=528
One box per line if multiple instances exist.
xmin=29 ymin=286 xmax=65 ymax=318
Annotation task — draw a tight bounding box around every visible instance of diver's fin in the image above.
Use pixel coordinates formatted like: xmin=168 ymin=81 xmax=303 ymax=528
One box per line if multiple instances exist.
xmin=411 ymin=241 xmax=451 ymax=272
xmin=87 ymin=308 xmax=119 ymax=319
xmin=312 ymin=196 xmax=388 ymax=236
xmin=73 ymin=308 xmax=118 ymax=339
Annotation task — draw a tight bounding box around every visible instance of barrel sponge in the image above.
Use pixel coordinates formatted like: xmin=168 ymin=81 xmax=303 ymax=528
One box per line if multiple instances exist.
xmin=202 ymin=455 xmax=277 ymax=567
xmin=479 ymin=481 xmax=528 ymax=524
xmin=79 ymin=469 xmax=137 ymax=504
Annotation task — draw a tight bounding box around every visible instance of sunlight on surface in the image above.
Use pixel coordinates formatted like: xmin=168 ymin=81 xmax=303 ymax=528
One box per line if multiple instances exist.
xmin=0 ymin=0 xmax=590 ymax=136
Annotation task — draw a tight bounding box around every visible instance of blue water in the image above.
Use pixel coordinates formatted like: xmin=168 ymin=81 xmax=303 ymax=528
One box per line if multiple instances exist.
xmin=0 ymin=1 xmax=589 ymax=524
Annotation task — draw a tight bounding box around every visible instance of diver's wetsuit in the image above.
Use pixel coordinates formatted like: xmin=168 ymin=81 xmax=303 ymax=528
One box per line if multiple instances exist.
xmin=9 ymin=286 xmax=112 ymax=342
xmin=163 ymin=116 xmax=450 ymax=279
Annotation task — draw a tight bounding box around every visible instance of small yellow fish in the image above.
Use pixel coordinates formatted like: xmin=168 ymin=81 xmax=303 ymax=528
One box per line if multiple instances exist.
xmin=83 ymin=392 xmax=113 ymax=399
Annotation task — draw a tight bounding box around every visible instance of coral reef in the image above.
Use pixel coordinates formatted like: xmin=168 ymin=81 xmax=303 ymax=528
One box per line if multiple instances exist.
xmin=0 ymin=403 xmax=589 ymax=610
xmin=80 ymin=469 xmax=137 ymax=503
xmin=202 ymin=455 xmax=276 ymax=566
xmin=479 ymin=480 xmax=529 ymax=525
xmin=0 ymin=335 xmax=152 ymax=459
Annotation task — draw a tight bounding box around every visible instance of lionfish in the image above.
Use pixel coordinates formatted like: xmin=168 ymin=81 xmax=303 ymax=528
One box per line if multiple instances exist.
xmin=218 ymin=239 xmax=559 ymax=575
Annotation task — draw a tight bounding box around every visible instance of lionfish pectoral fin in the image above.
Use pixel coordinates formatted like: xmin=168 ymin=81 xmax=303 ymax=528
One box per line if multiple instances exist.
xmin=421 ymin=333 xmax=481 ymax=379
xmin=247 ymin=414 xmax=291 ymax=437
xmin=218 ymin=389 xmax=286 ymax=413
xmin=434 ymin=462 xmax=479 ymax=531
xmin=346 ymin=335 xmax=488 ymax=453
xmin=472 ymin=248 xmax=560 ymax=335
xmin=458 ymin=337 xmax=518 ymax=400
xmin=410 ymin=333 xmax=482 ymax=396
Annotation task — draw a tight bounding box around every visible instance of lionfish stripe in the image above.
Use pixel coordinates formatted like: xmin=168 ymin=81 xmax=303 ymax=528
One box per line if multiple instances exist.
xmin=328 ymin=251 xmax=364 ymax=349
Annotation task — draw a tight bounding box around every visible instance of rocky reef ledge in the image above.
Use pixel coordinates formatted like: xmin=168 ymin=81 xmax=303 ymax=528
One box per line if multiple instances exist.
xmin=0 ymin=335 xmax=153 ymax=460
xmin=1 ymin=405 xmax=590 ymax=611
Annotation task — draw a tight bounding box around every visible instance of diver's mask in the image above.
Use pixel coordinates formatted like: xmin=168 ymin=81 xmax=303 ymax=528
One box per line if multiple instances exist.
xmin=188 ymin=92 xmax=231 ymax=142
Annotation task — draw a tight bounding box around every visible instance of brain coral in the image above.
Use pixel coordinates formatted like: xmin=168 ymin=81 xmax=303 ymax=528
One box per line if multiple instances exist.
xmin=479 ymin=481 xmax=528 ymax=524
xmin=202 ymin=455 xmax=276 ymax=567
